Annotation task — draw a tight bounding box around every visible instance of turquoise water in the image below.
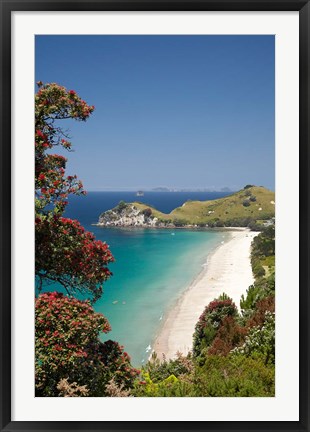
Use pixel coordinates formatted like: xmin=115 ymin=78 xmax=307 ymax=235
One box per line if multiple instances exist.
xmin=41 ymin=191 xmax=230 ymax=366
xmin=94 ymin=227 xmax=226 ymax=365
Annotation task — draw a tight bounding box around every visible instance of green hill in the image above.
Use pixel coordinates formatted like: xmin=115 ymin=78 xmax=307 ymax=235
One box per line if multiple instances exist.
xmin=133 ymin=186 xmax=275 ymax=227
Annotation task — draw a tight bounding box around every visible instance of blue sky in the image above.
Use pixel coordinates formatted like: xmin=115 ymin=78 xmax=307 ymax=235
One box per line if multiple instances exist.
xmin=35 ymin=35 xmax=275 ymax=191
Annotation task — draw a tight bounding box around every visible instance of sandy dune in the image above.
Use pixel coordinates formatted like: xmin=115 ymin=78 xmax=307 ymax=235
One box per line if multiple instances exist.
xmin=153 ymin=229 xmax=258 ymax=360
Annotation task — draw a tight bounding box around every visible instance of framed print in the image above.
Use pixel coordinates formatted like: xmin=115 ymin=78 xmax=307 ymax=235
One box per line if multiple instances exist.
xmin=1 ymin=1 xmax=309 ymax=431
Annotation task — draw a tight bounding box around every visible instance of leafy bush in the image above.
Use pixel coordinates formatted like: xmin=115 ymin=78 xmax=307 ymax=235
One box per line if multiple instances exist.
xmin=142 ymin=207 xmax=152 ymax=218
xmin=240 ymin=274 xmax=275 ymax=317
xmin=173 ymin=218 xmax=188 ymax=227
xmin=116 ymin=201 xmax=127 ymax=212
xmin=252 ymin=262 xmax=266 ymax=278
xmin=240 ymin=284 xmax=263 ymax=311
xmin=252 ymin=228 xmax=275 ymax=258
xmin=142 ymin=352 xmax=193 ymax=383
xmin=193 ymin=354 xmax=275 ymax=396
xmin=133 ymin=372 xmax=186 ymax=397
xmin=242 ymin=200 xmax=251 ymax=207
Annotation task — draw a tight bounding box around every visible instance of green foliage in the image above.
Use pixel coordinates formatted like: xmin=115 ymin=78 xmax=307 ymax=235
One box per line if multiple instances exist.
xmin=218 ymin=292 xmax=230 ymax=301
xmin=252 ymin=262 xmax=266 ymax=278
xmin=125 ymin=186 xmax=275 ymax=227
xmin=193 ymin=355 xmax=275 ymax=396
xmin=116 ymin=201 xmax=127 ymax=212
xmin=134 ymin=220 xmax=276 ymax=398
xmin=241 ymin=224 xmax=275 ymax=319
xmin=248 ymin=220 xmax=263 ymax=231
xmin=262 ymin=255 xmax=275 ymax=267
xmin=240 ymin=284 xmax=263 ymax=311
xmin=252 ymin=227 xmax=275 ymax=259
xmin=242 ymin=200 xmax=251 ymax=207
xmin=133 ymin=372 xmax=180 ymax=397
xmin=142 ymin=207 xmax=153 ymax=218
xmin=134 ymin=354 xmax=274 ymax=397
xmin=142 ymin=352 xmax=193 ymax=383
xmin=173 ymin=218 xmax=188 ymax=227
xmin=248 ymin=227 xmax=275 ymax=306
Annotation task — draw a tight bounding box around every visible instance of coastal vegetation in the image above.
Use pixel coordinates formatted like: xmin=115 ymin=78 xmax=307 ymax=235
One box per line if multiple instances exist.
xmin=35 ymin=292 xmax=139 ymax=396
xmin=133 ymin=225 xmax=275 ymax=397
xmin=98 ymin=186 xmax=275 ymax=229
xmin=35 ymin=82 xmax=114 ymax=302
xmin=35 ymin=82 xmax=275 ymax=398
xmin=35 ymin=83 xmax=138 ymax=396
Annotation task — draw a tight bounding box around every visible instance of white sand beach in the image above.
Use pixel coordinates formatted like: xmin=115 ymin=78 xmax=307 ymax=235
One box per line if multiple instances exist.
xmin=153 ymin=229 xmax=259 ymax=360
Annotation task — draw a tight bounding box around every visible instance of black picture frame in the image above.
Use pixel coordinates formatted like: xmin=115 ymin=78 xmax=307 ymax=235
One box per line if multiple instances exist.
xmin=1 ymin=1 xmax=309 ymax=431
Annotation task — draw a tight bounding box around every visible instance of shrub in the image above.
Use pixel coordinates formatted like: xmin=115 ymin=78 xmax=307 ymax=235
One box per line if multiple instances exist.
xmin=193 ymin=354 xmax=275 ymax=396
xmin=253 ymin=262 xmax=266 ymax=278
xmin=251 ymin=228 xmax=275 ymax=258
xmin=173 ymin=218 xmax=188 ymax=227
xmin=142 ymin=207 xmax=152 ymax=218
xmin=116 ymin=201 xmax=127 ymax=212
xmin=248 ymin=220 xmax=262 ymax=231
xmin=241 ymin=275 xmax=275 ymax=316
xmin=240 ymin=284 xmax=263 ymax=311
xmin=243 ymin=200 xmax=251 ymax=207
xmin=142 ymin=352 xmax=193 ymax=383
xmin=133 ymin=372 xmax=184 ymax=397
xmin=215 ymin=220 xmax=225 ymax=227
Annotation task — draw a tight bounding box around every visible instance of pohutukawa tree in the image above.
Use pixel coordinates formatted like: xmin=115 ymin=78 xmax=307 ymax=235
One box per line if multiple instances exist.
xmin=35 ymin=82 xmax=114 ymax=302
xmin=35 ymin=292 xmax=139 ymax=396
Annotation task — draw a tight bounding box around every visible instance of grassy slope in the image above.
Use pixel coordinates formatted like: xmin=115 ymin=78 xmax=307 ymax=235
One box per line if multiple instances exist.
xmin=132 ymin=186 xmax=275 ymax=225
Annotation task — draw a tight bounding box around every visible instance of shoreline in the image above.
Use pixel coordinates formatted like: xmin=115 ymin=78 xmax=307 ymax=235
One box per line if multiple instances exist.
xmin=93 ymin=223 xmax=252 ymax=232
xmin=153 ymin=229 xmax=259 ymax=360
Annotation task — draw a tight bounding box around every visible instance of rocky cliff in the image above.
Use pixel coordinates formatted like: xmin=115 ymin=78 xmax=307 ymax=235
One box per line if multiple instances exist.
xmin=98 ymin=203 xmax=159 ymax=227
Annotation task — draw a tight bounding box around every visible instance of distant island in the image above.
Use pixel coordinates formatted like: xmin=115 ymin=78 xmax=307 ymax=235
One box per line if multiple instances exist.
xmin=151 ymin=186 xmax=234 ymax=192
xmin=96 ymin=185 xmax=275 ymax=229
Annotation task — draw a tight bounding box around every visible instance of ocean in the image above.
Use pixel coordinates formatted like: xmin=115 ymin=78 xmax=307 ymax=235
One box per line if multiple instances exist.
xmin=48 ymin=191 xmax=231 ymax=365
